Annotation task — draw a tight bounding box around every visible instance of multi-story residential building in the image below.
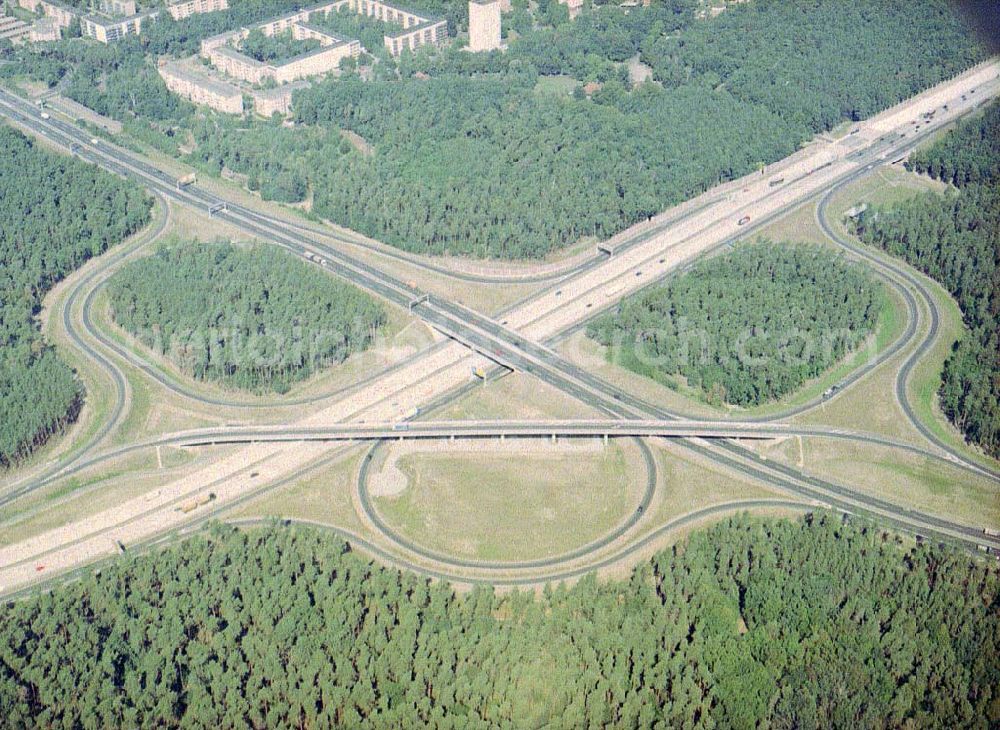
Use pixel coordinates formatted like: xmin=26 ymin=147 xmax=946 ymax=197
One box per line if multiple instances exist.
xmin=18 ymin=0 xmax=157 ymax=42
xmin=80 ymin=11 xmax=157 ymax=43
xmin=158 ymin=60 xmax=244 ymax=113
xmin=29 ymin=16 xmax=61 ymax=41
xmin=251 ymin=81 xmax=308 ymax=117
xmin=468 ymin=0 xmax=500 ymax=52
xmin=559 ymin=0 xmax=583 ymax=19
xmin=96 ymin=0 xmax=136 ymax=16
xmin=19 ymin=0 xmax=76 ymax=30
xmin=166 ymin=0 xmax=228 ymax=21
xmin=201 ymin=18 xmax=361 ymax=85
xmin=0 ymin=13 xmax=31 ymax=42
xmin=382 ymin=17 xmax=446 ymax=57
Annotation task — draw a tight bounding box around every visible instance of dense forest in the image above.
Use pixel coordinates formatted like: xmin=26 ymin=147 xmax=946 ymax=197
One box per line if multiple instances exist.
xmin=295 ymin=73 xmax=796 ymax=258
xmin=0 ymin=124 xmax=150 ymax=468
xmin=641 ymin=0 xmax=984 ymax=133
xmin=1 ymin=515 xmax=997 ymax=727
xmin=588 ymin=244 xmax=882 ymax=406
xmin=0 ymin=0 xmax=986 ymax=258
xmin=106 ymin=242 xmax=386 ymax=392
xmin=852 ymin=103 xmax=1000 ymax=458
xmin=292 ymin=0 xmax=988 ymax=258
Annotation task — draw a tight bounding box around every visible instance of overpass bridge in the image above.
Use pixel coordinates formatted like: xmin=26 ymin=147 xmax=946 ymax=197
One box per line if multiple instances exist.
xmin=167 ymin=420 xmax=938 ymax=461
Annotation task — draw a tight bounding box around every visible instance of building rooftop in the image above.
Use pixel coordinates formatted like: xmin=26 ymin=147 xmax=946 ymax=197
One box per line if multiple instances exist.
xmin=383 ymin=16 xmax=446 ymax=38
xmin=212 ymin=43 xmax=267 ymax=67
xmin=380 ymin=0 xmax=443 ymax=21
xmin=252 ymin=80 xmax=310 ymax=100
xmin=271 ymin=37 xmax=355 ymax=65
xmin=82 ymin=9 xmax=158 ymax=26
xmin=161 ymin=60 xmax=243 ymax=97
xmin=295 ymin=22 xmax=349 ymax=43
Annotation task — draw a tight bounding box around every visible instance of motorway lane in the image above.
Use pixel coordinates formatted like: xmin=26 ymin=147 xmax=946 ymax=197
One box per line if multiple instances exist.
xmin=4 ymin=94 xmax=995 ymax=478
xmin=1 ymin=65 xmax=1000 ymax=588
xmin=0 ymin=415 xmax=975 ymax=541
xmin=539 ymin=123 xmax=985 ymax=444
xmin=2 ymin=96 xmax=993 ymax=448
xmin=2 ymin=78 xmax=992 ymax=434
xmin=0 ymin=87 xmax=946 ymax=383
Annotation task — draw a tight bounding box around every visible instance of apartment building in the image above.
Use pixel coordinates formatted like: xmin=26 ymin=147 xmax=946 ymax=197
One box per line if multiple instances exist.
xmin=158 ymin=60 xmax=244 ymax=113
xmin=559 ymin=0 xmax=583 ymax=19
xmin=468 ymin=0 xmax=500 ymax=52
xmin=96 ymin=0 xmax=136 ymax=16
xmin=0 ymin=14 xmax=30 ymax=42
xmin=201 ymin=18 xmax=360 ymax=85
xmin=81 ymin=11 xmax=156 ymax=43
xmin=18 ymin=0 xmax=156 ymax=42
xmin=19 ymin=0 xmax=76 ymax=30
xmin=166 ymin=0 xmax=228 ymax=21
xmin=29 ymin=16 xmax=61 ymax=41
xmin=251 ymin=81 xmax=308 ymax=117
xmin=382 ymin=17 xmax=446 ymax=56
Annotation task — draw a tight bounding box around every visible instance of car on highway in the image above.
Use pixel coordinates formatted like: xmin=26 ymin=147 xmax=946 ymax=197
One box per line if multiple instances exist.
xmin=737 ymin=215 xmax=751 ymax=226
xmin=40 ymin=112 xmax=50 ymax=120
xmin=90 ymin=138 xmax=99 ymax=145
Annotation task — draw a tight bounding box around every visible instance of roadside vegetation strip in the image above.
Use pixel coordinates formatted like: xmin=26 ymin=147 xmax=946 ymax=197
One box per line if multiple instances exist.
xmin=1 ymin=195 xmax=172 ymax=488
xmin=0 ymin=124 xmax=151 ymax=469
xmin=587 ymin=242 xmax=884 ymax=408
xmin=105 ymin=241 xmax=387 ymax=394
xmin=815 ymin=188 xmax=1000 ymax=478
xmin=852 ymin=104 xmax=999 ymax=460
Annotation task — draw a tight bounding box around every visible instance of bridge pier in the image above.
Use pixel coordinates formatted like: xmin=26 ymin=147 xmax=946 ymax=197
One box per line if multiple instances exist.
xmin=603 ymin=433 xmax=608 ymax=447
xmin=551 ymin=433 xmax=557 ymax=444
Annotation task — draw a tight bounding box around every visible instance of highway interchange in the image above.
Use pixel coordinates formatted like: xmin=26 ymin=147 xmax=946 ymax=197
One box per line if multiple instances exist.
xmin=1 ymin=59 xmax=999 ymax=593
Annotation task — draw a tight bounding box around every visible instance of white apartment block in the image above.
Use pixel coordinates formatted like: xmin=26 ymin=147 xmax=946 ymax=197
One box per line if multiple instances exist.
xmin=166 ymin=0 xmax=228 ymax=21
xmin=468 ymin=0 xmax=500 ymax=52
